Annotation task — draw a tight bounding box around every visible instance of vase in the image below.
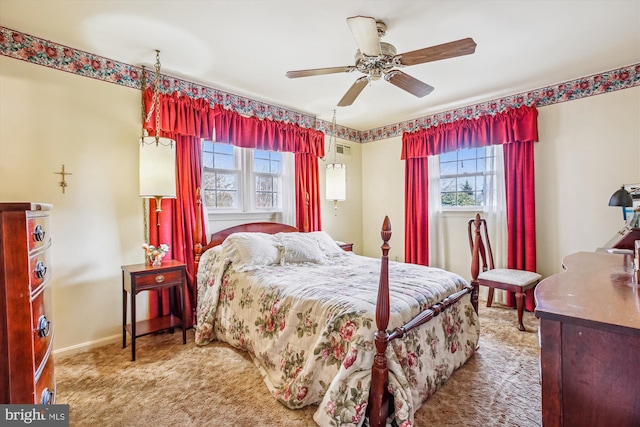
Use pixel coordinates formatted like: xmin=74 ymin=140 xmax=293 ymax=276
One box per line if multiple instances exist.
xmin=148 ymin=252 xmax=165 ymax=267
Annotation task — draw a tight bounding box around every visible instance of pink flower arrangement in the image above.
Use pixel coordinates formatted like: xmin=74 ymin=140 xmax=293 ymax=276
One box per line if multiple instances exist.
xmin=142 ymin=243 xmax=169 ymax=266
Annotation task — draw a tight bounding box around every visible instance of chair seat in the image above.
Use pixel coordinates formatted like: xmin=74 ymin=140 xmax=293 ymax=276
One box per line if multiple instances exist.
xmin=478 ymin=269 xmax=541 ymax=287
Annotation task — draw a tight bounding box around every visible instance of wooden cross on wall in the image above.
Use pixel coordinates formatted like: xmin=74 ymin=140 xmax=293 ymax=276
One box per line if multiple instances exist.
xmin=54 ymin=164 xmax=72 ymax=194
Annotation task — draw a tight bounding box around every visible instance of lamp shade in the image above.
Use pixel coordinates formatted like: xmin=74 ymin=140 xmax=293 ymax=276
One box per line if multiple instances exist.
xmin=139 ymin=137 xmax=177 ymax=199
xmin=608 ymin=186 xmax=633 ymax=207
xmin=326 ymin=163 xmax=346 ymax=201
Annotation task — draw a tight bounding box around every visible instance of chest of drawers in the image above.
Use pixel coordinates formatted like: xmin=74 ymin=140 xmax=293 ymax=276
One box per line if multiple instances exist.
xmin=0 ymin=202 xmax=56 ymax=404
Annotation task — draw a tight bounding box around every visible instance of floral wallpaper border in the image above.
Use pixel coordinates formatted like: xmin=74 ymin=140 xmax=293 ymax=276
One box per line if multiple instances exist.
xmin=1 ymin=26 xmax=638 ymax=144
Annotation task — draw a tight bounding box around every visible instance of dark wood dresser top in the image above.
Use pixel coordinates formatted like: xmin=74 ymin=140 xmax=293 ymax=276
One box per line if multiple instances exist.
xmin=535 ymin=251 xmax=639 ymax=336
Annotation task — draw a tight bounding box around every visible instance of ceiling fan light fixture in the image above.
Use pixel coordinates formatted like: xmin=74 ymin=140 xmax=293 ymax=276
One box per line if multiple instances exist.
xmin=285 ymin=15 xmax=476 ymax=106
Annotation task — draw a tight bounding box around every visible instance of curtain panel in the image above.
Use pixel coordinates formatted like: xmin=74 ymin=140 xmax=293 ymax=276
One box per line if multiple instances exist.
xmin=401 ymin=105 xmax=538 ymax=309
xmin=143 ymin=89 xmax=213 ymax=327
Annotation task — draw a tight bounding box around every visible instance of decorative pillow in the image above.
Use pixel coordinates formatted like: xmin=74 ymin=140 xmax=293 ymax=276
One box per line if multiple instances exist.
xmin=276 ymin=232 xmax=326 ymax=264
xmin=307 ymin=231 xmax=346 ymax=257
xmin=221 ymin=232 xmax=280 ymax=271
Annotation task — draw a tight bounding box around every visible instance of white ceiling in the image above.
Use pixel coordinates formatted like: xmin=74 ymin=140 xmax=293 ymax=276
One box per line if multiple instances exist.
xmin=1 ymin=0 xmax=639 ymax=130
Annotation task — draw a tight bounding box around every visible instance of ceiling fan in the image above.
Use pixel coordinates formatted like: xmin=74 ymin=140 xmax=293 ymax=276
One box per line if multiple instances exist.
xmin=285 ymin=16 xmax=477 ymax=107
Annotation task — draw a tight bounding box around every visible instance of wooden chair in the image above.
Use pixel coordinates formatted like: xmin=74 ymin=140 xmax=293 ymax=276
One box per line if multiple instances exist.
xmin=468 ymin=213 xmax=541 ymax=331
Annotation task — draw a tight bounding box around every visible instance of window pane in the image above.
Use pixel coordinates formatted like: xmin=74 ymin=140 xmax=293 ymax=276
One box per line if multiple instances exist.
xmin=458 ymin=149 xmax=476 ymax=161
xmin=253 ymin=150 xmax=282 ymax=174
xmin=254 ymin=158 xmax=270 ymax=173
xmin=440 ymin=151 xmax=457 ymax=162
xmin=439 ymin=146 xmax=495 ymax=207
xmin=459 ymin=159 xmax=478 ymax=174
xmin=202 ymin=151 xmax=213 ymax=169
xmin=440 ymin=161 xmax=457 ymax=176
xmin=215 ymin=144 xmax=234 ymax=155
xmin=214 ymin=153 xmax=234 ymax=170
xmin=441 ymin=178 xmax=457 ymax=192
xmin=216 ymin=191 xmax=237 ymax=208
xmin=255 ymin=192 xmax=273 ymax=208
xmin=269 ymin=159 xmax=281 ymax=174
xmin=203 ymin=170 xmax=238 ymax=208
xmin=256 ymin=175 xmax=273 ymax=191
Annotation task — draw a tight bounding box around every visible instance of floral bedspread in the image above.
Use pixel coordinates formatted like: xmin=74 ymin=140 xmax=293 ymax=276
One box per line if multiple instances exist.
xmin=195 ymin=248 xmax=480 ymax=427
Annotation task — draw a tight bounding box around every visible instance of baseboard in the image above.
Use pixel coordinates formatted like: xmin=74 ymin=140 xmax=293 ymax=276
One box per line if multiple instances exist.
xmin=53 ymin=334 xmax=121 ymax=358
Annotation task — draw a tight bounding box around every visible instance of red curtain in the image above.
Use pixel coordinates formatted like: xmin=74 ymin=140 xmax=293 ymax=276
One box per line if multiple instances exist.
xmin=503 ymin=140 xmax=537 ymax=310
xmin=404 ymin=158 xmax=430 ymax=265
xmin=401 ymin=105 xmax=538 ymax=309
xmin=143 ymin=90 xmax=214 ymax=327
xmin=295 ymin=153 xmax=322 ymax=232
xmin=214 ymin=107 xmax=325 ymax=231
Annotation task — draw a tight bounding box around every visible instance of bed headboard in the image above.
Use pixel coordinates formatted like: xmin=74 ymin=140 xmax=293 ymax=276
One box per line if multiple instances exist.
xmin=194 ymin=189 xmax=299 ymax=271
xmin=207 ymin=222 xmax=298 ymax=248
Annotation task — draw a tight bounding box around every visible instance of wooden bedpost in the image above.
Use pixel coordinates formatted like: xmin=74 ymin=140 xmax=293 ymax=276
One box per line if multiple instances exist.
xmin=368 ymin=216 xmax=392 ymax=427
xmin=470 ymin=213 xmax=481 ymax=314
xmin=193 ymin=188 xmax=203 ymax=324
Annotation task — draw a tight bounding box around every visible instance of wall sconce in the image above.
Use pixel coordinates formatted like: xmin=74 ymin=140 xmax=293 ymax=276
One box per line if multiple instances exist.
xmin=324 ymin=110 xmax=346 ymax=213
xmin=326 ymin=163 xmax=346 ymax=210
xmin=608 ymin=185 xmax=633 ymax=221
xmin=139 ymin=51 xmax=176 ymax=236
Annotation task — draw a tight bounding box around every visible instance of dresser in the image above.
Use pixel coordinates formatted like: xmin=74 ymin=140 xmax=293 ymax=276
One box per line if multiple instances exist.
xmin=0 ymin=202 xmax=56 ymax=404
xmin=534 ymin=251 xmax=639 ymax=426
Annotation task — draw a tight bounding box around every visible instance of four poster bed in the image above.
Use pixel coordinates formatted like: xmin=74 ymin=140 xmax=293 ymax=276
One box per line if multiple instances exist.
xmin=193 ymin=210 xmax=480 ymax=427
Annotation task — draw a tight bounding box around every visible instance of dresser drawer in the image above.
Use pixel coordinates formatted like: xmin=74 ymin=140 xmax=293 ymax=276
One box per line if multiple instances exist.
xmin=134 ymin=269 xmax=184 ymax=290
xmin=27 ymin=213 xmax=50 ymax=252
xmin=29 ymin=245 xmax=52 ymax=290
xmin=32 ymin=283 xmax=54 ymax=372
xmin=35 ymin=352 xmax=56 ymax=405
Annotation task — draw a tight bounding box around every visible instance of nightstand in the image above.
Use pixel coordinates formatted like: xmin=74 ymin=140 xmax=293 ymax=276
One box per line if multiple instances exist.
xmin=338 ymin=242 xmax=353 ymax=252
xmin=121 ymin=260 xmax=187 ymax=361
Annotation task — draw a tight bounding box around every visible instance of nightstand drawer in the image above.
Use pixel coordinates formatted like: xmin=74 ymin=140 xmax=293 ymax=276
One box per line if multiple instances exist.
xmin=133 ymin=269 xmax=183 ymax=290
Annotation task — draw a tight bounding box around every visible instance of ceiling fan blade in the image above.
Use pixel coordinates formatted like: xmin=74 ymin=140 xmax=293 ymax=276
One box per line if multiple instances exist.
xmin=337 ymin=76 xmax=369 ymax=106
xmin=385 ymin=70 xmax=434 ymax=98
xmin=347 ymin=16 xmax=381 ymax=57
xmin=398 ymin=37 xmax=477 ymax=66
xmin=286 ymin=66 xmax=355 ymax=78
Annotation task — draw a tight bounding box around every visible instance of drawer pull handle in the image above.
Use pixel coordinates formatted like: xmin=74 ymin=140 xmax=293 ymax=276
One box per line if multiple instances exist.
xmin=34 ymin=261 xmax=47 ymax=279
xmin=41 ymin=387 xmax=54 ymax=405
xmin=33 ymin=224 xmax=46 ymax=242
xmin=155 ymin=275 xmax=165 ymax=283
xmin=37 ymin=315 xmax=51 ymax=338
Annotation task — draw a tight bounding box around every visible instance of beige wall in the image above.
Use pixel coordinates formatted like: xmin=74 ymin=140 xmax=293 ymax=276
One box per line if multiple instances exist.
xmin=1 ymin=53 xmax=638 ymax=353
xmin=0 ymin=57 xmax=145 ymax=352
xmin=361 ymin=87 xmax=640 ymax=283
xmin=320 ymin=138 xmax=363 ymax=253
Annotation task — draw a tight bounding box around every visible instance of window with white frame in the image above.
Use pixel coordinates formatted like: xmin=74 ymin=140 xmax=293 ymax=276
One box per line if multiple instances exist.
xmin=439 ymin=146 xmax=496 ymax=208
xmin=202 ymin=141 xmax=283 ymax=212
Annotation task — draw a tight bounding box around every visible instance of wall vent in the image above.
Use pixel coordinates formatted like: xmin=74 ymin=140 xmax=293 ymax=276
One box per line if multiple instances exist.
xmin=336 ymin=143 xmax=351 ymax=156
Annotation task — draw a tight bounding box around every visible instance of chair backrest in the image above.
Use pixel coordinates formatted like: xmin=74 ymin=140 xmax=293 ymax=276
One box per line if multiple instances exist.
xmin=468 ymin=214 xmax=496 ymax=280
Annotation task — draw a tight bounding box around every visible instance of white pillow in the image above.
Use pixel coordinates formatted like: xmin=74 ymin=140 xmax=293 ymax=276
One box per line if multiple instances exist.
xmin=307 ymin=231 xmax=346 ymax=257
xmin=276 ymin=232 xmax=325 ymax=264
xmin=221 ymin=232 xmax=280 ymax=271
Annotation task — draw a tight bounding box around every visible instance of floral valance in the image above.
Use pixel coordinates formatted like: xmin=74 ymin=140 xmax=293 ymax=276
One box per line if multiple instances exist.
xmin=401 ymin=105 xmax=538 ymax=159
xmin=142 ymin=88 xmax=324 ymax=157
xmin=214 ymin=106 xmax=324 ymax=156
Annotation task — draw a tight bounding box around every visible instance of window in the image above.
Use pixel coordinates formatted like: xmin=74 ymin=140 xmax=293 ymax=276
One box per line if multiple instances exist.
xmin=439 ymin=146 xmax=496 ymax=208
xmin=253 ymin=150 xmax=281 ymax=209
xmin=202 ymin=141 xmax=283 ymax=212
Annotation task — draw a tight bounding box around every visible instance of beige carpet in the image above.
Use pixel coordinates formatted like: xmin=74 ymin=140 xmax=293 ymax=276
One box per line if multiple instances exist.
xmin=56 ymin=304 xmax=541 ymax=427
